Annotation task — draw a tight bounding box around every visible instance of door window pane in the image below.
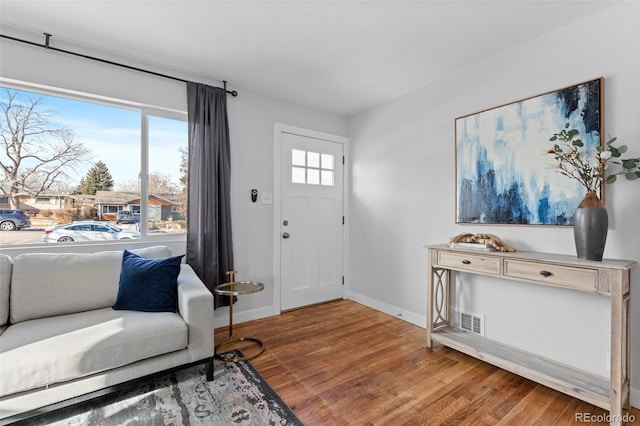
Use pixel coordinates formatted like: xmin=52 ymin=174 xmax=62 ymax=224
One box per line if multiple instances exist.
xmin=292 ymin=167 xmax=306 ymax=184
xmin=307 ymin=152 xmax=320 ymax=168
xmin=321 ymin=154 xmax=334 ymax=170
xmin=292 ymin=149 xmax=306 ymax=166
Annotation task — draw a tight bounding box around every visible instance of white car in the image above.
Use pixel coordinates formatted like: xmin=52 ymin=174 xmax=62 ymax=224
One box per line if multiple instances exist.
xmin=43 ymin=221 xmax=141 ymax=243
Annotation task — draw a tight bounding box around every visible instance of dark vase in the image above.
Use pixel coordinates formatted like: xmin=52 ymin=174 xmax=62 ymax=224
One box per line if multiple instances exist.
xmin=573 ymin=190 xmax=608 ymax=261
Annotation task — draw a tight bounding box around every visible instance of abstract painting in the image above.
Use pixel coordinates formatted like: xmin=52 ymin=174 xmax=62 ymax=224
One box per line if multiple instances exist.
xmin=455 ymin=78 xmax=602 ymax=225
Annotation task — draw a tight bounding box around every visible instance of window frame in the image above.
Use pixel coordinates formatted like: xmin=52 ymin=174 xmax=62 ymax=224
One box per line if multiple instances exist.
xmin=140 ymin=108 xmax=188 ymax=239
xmin=0 ymin=81 xmax=188 ymax=247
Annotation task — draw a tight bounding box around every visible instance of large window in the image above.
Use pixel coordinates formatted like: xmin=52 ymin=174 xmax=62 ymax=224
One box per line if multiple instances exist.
xmin=0 ymin=85 xmax=187 ymax=246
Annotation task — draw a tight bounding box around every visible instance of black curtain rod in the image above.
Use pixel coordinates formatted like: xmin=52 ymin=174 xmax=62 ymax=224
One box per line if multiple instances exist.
xmin=0 ymin=33 xmax=238 ymax=97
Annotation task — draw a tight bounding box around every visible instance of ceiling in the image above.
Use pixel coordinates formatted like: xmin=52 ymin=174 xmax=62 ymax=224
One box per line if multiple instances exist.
xmin=0 ymin=1 xmax=623 ymax=116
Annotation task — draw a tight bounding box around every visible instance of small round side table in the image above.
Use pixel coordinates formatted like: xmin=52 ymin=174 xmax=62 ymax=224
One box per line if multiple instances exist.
xmin=214 ymin=280 xmax=265 ymax=363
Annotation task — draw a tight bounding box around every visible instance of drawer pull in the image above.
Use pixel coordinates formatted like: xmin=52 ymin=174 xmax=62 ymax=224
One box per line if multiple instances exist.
xmin=539 ymin=270 xmax=553 ymax=277
xmin=461 ymin=260 xmax=471 ymax=265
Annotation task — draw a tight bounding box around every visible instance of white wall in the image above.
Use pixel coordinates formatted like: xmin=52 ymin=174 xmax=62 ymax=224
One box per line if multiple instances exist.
xmin=348 ymin=2 xmax=640 ymax=406
xmin=0 ymin=33 xmax=348 ymax=325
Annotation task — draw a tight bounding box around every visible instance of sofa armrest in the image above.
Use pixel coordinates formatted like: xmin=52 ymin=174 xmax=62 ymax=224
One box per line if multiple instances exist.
xmin=176 ymin=264 xmax=214 ymax=362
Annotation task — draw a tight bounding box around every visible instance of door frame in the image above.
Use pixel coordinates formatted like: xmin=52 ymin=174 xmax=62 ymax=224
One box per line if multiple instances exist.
xmin=272 ymin=123 xmax=350 ymax=315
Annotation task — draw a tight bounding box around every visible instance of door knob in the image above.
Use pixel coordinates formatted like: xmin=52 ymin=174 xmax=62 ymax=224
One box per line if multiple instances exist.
xmin=282 ymin=232 xmax=290 ymax=239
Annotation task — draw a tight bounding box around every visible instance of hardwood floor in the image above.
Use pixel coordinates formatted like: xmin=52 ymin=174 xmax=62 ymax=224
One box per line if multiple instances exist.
xmin=214 ymin=300 xmax=640 ymax=425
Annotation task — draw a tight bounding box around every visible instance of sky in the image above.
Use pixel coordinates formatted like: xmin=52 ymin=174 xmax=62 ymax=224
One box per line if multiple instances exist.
xmin=1 ymin=86 xmax=187 ymax=192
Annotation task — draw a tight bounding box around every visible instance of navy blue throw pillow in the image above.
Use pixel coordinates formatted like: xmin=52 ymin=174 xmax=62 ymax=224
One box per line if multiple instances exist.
xmin=113 ymin=250 xmax=184 ymax=312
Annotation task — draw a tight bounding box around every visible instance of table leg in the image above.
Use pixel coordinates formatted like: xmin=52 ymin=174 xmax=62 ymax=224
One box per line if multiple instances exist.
xmin=228 ymin=292 xmax=234 ymax=338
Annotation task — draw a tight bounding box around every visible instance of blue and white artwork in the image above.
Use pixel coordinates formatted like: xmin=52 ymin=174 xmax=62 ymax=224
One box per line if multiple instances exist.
xmin=455 ymin=79 xmax=602 ymax=225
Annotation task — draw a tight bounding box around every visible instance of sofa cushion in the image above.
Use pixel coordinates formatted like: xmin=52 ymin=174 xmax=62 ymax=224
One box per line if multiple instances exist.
xmin=9 ymin=246 xmax=172 ymax=324
xmin=0 ymin=307 xmax=187 ymax=397
xmin=0 ymin=255 xmax=11 ymax=327
xmin=113 ymin=250 xmax=184 ymax=312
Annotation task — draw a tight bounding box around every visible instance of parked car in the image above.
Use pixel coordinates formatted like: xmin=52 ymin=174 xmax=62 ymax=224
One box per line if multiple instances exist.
xmin=0 ymin=209 xmax=31 ymax=231
xmin=116 ymin=211 xmax=140 ymax=224
xmin=43 ymin=221 xmax=141 ymax=243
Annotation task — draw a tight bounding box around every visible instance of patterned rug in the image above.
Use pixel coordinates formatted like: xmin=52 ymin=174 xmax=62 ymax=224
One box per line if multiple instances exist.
xmin=20 ymin=352 xmax=303 ymax=425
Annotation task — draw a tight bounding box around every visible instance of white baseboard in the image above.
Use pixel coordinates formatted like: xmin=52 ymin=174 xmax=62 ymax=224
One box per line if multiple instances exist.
xmin=347 ymin=291 xmax=427 ymax=329
xmin=213 ymin=305 xmax=274 ymax=329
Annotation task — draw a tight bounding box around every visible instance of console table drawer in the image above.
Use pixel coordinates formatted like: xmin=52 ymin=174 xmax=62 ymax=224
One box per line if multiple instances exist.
xmin=437 ymin=252 xmax=500 ymax=275
xmin=504 ymin=260 xmax=598 ymax=291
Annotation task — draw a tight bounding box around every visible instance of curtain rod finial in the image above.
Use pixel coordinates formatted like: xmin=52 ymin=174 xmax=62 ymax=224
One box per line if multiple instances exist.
xmin=223 ymin=80 xmax=238 ymax=97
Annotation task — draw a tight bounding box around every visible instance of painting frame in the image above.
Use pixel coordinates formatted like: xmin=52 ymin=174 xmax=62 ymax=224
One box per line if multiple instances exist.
xmin=455 ymin=78 xmax=604 ymax=226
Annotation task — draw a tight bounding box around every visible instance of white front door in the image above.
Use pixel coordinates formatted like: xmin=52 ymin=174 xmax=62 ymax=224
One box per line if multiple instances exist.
xmin=279 ymin=130 xmax=344 ymax=310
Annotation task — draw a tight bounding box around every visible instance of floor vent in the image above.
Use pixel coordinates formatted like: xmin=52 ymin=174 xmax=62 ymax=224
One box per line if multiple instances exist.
xmin=460 ymin=311 xmax=484 ymax=336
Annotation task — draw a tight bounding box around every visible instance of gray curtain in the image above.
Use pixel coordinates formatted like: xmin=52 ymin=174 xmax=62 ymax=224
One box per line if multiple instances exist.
xmin=186 ymin=82 xmax=234 ymax=309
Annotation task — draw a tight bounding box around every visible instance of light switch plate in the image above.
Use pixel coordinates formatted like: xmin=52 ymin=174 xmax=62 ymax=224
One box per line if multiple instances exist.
xmin=262 ymin=192 xmax=273 ymax=205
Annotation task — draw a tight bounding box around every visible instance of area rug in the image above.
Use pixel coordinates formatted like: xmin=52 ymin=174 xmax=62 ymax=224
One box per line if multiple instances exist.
xmin=20 ymin=352 xmax=303 ymax=426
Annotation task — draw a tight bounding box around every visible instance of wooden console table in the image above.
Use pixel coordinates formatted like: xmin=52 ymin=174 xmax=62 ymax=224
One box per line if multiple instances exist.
xmin=426 ymin=244 xmax=636 ymax=425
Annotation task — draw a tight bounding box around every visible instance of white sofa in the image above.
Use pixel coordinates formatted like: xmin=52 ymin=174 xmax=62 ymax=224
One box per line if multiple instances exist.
xmin=0 ymin=246 xmax=214 ymax=423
